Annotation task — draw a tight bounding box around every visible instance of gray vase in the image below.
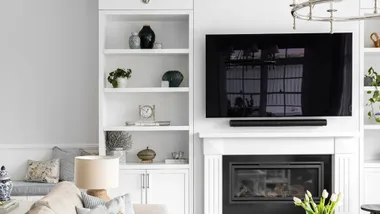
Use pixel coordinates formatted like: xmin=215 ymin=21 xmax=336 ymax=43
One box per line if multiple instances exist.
xmin=129 ymin=32 xmax=141 ymax=49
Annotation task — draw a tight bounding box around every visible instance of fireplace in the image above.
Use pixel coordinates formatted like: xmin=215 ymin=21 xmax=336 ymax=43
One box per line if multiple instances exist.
xmin=223 ymin=155 xmax=332 ymax=214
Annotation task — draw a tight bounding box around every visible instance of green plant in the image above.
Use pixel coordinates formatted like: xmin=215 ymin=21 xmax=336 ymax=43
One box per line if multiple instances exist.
xmin=107 ymin=68 xmax=132 ymax=88
xmin=293 ymin=190 xmax=342 ymax=214
xmin=366 ymin=67 xmax=380 ymax=123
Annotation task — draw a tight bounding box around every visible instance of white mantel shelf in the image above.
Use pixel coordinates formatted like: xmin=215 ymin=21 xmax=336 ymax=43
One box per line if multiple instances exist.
xmin=199 ymin=132 xmax=359 ymax=139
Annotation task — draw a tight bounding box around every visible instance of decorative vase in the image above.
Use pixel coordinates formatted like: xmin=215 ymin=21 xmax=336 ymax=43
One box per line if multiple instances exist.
xmin=0 ymin=166 xmax=13 ymax=202
xmin=116 ymin=77 xmax=128 ymax=88
xmin=138 ymin=25 xmax=155 ymax=49
xmin=137 ymin=147 xmax=156 ymax=163
xmin=162 ymin=70 xmax=184 ymax=87
xmin=108 ymin=148 xmax=127 ymax=164
xmin=129 ymin=32 xmax=141 ymax=49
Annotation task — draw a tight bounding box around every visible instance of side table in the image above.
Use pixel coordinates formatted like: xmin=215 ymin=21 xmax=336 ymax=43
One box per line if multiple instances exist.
xmin=362 ymin=204 xmax=380 ymax=214
xmin=7 ymin=201 xmax=34 ymax=214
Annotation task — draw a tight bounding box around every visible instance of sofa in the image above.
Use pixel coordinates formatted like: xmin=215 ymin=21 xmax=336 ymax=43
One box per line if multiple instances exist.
xmin=27 ymin=182 xmax=167 ymax=214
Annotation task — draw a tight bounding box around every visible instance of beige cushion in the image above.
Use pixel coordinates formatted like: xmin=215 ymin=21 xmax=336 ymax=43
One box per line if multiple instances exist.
xmin=133 ymin=204 xmax=168 ymax=214
xmin=32 ymin=181 xmax=83 ymax=214
xmin=27 ymin=205 xmax=55 ymax=214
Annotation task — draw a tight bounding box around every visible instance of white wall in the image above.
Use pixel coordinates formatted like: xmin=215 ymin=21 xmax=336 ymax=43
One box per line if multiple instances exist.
xmin=0 ymin=0 xmax=99 ymax=178
xmin=0 ymin=0 xmax=98 ymax=145
xmin=194 ymin=0 xmax=361 ymax=213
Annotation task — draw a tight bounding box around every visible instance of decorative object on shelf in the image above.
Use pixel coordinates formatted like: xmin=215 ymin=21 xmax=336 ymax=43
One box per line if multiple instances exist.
xmin=290 ymin=0 xmax=380 ymax=33
xmin=107 ymin=68 xmax=132 ymax=88
xmin=162 ymin=70 xmax=184 ymax=87
xmin=371 ymin=32 xmax=380 ymax=48
xmin=139 ymin=105 xmax=156 ymax=121
xmin=142 ymin=0 xmax=150 ymax=4
xmin=165 ymin=159 xmax=188 ymax=164
xmin=125 ymin=121 xmax=170 ymax=126
xmin=365 ymin=67 xmax=380 ymax=123
xmin=129 ymin=32 xmax=141 ymax=49
xmin=293 ymin=190 xmax=342 ymax=214
xmin=172 ymin=151 xmax=184 ymax=159
xmin=108 ymin=148 xmax=127 ymax=164
xmin=161 ymin=81 xmax=169 ymax=88
xmin=137 ymin=147 xmax=156 ymax=163
xmin=138 ymin=25 xmax=155 ymax=49
xmin=106 ymin=131 xmax=132 ymax=163
xmin=0 ymin=166 xmax=13 ymax=202
xmin=166 ymin=151 xmax=187 ymax=164
xmin=153 ymin=42 xmax=163 ymax=49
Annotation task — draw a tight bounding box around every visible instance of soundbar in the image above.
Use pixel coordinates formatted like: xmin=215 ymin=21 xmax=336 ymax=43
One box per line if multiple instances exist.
xmin=229 ymin=119 xmax=327 ymax=127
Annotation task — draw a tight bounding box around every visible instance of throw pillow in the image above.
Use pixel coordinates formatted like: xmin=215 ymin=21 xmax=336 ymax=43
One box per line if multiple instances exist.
xmin=52 ymin=147 xmax=81 ymax=181
xmin=81 ymin=192 xmax=135 ymax=214
xmin=75 ymin=197 xmax=125 ymax=214
xmin=24 ymin=159 xmax=60 ymax=184
xmin=80 ymin=149 xmax=99 ymax=156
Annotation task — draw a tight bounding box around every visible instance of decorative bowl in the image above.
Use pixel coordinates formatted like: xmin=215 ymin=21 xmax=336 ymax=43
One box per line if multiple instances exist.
xmin=137 ymin=147 xmax=156 ymax=163
xmin=162 ymin=70 xmax=184 ymax=87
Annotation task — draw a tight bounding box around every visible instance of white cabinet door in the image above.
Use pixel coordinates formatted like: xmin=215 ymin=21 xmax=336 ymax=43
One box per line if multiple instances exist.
xmin=99 ymin=0 xmax=193 ymax=10
xmin=146 ymin=170 xmax=188 ymax=214
xmin=364 ymin=168 xmax=380 ymax=204
xmin=108 ymin=170 xmax=146 ymax=204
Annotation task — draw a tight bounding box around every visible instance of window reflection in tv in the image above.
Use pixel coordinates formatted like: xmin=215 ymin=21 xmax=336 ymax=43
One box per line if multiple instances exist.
xmin=206 ymin=33 xmax=353 ymax=118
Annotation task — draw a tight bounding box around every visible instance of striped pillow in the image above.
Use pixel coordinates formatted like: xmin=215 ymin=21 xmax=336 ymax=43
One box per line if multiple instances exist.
xmin=52 ymin=147 xmax=81 ymax=181
xmin=81 ymin=192 xmax=135 ymax=214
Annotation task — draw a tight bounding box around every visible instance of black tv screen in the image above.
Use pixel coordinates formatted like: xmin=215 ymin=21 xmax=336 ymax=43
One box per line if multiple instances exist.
xmin=206 ymin=33 xmax=353 ymax=118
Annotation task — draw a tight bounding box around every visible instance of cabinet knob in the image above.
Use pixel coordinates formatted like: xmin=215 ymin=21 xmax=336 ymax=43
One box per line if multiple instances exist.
xmin=142 ymin=0 xmax=150 ymax=4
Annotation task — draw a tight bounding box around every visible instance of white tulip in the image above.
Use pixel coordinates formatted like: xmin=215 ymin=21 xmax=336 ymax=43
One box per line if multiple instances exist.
xmin=322 ymin=189 xmax=329 ymax=199
xmin=304 ymin=193 xmax=310 ymax=202
xmin=330 ymin=193 xmax=338 ymax=202
xmin=306 ymin=190 xmax=313 ymax=198
xmin=293 ymin=197 xmax=303 ymax=206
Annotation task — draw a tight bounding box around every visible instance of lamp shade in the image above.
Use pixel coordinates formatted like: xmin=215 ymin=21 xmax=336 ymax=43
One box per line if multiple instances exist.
xmin=75 ymin=156 xmax=119 ymax=190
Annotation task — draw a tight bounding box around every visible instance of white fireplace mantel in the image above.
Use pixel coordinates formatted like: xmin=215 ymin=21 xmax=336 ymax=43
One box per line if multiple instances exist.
xmin=199 ymin=132 xmax=358 ymax=214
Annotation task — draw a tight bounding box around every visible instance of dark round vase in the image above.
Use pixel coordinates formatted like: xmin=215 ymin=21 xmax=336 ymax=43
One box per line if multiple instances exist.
xmin=138 ymin=25 xmax=156 ymax=49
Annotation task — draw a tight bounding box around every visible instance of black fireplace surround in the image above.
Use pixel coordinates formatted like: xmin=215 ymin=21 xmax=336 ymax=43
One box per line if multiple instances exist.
xmin=223 ymin=155 xmax=332 ymax=214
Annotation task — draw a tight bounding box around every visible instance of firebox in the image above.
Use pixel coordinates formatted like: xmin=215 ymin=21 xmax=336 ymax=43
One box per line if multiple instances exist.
xmin=223 ymin=155 xmax=332 ymax=214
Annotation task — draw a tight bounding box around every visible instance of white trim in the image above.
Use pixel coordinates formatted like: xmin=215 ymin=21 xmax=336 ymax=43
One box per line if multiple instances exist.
xmin=0 ymin=144 xmax=98 ymax=149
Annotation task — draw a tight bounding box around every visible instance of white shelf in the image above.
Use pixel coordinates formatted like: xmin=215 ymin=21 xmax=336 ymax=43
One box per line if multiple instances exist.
xmin=104 ymin=49 xmax=189 ymax=55
xmin=364 ymin=86 xmax=379 ymax=91
xmin=364 ymin=48 xmax=380 ymax=53
xmin=364 ymin=160 xmax=380 ymax=168
xmin=119 ymin=162 xmax=189 ymax=170
xmin=104 ymin=126 xmax=190 ymax=131
xmin=364 ymin=124 xmax=380 ymax=130
xmin=104 ymin=88 xmax=189 ymax=93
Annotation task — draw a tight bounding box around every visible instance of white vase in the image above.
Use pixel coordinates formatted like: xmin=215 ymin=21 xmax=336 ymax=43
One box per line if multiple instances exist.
xmin=117 ymin=78 xmax=128 ymax=88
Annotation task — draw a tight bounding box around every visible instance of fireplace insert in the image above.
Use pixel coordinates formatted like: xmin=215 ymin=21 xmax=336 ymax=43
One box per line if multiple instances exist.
xmin=223 ymin=155 xmax=332 ymax=214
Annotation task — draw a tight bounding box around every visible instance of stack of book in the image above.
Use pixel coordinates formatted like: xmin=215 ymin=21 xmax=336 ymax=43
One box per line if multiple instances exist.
xmin=0 ymin=200 xmax=19 ymax=214
xmin=165 ymin=159 xmax=188 ymax=164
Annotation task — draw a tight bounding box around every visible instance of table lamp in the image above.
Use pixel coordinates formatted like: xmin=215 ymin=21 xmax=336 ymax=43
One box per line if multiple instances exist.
xmin=74 ymin=156 xmax=119 ymax=200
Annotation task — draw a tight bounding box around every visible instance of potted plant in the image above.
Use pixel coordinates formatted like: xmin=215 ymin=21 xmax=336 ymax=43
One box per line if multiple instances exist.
xmin=107 ymin=68 xmax=132 ymax=88
xmin=365 ymin=67 xmax=380 ymax=123
xmin=293 ymin=190 xmax=342 ymax=214
xmin=106 ymin=131 xmax=133 ymax=164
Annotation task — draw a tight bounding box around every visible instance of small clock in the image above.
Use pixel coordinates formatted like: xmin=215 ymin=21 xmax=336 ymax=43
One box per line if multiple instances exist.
xmin=139 ymin=105 xmax=156 ymax=121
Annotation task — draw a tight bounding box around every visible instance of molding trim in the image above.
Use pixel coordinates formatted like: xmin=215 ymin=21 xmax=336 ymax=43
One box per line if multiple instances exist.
xmin=204 ymin=155 xmax=222 ymax=214
xmin=335 ymin=154 xmax=351 ymax=214
xmin=0 ymin=144 xmax=98 ymax=149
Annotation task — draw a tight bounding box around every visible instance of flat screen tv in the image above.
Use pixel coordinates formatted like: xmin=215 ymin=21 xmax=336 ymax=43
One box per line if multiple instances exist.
xmin=206 ymin=33 xmax=353 ymax=118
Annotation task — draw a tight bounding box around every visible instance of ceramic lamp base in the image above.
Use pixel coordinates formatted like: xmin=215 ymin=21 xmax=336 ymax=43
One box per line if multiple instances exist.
xmin=87 ymin=189 xmax=110 ymax=200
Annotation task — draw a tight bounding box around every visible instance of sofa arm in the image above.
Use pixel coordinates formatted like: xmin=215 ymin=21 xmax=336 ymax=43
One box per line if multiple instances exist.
xmin=133 ymin=204 xmax=168 ymax=214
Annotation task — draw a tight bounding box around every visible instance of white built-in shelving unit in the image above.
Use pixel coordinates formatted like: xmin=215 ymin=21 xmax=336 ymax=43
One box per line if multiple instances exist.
xmin=360 ymin=5 xmax=380 ymax=207
xmin=98 ymin=2 xmax=193 ymax=214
